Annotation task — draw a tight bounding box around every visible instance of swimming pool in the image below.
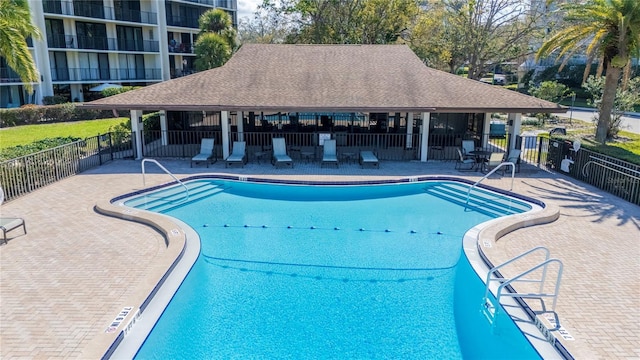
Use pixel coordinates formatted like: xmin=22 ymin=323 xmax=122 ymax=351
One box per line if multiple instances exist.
xmin=108 ymin=178 xmax=563 ymax=359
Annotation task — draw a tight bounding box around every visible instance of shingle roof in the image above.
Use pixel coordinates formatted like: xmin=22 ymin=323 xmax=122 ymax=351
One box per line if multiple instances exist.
xmin=84 ymin=44 xmax=565 ymax=113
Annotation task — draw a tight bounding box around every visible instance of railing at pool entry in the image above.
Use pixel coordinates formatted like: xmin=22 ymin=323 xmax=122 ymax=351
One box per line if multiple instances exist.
xmin=141 ymin=158 xmax=189 ymax=202
xmin=466 ymin=162 xmax=516 ymax=204
xmin=482 ymin=247 xmax=563 ymax=333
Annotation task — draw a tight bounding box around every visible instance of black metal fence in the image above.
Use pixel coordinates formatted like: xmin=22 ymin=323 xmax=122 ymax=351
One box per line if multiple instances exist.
xmin=0 ymin=132 xmax=133 ymax=202
xmin=2 ymin=130 xmax=639 ymax=206
xmin=543 ymin=137 xmax=640 ymax=205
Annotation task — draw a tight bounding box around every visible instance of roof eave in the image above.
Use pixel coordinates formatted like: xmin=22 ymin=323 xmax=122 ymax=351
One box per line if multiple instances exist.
xmin=82 ymin=103 xmax=567 ymax=114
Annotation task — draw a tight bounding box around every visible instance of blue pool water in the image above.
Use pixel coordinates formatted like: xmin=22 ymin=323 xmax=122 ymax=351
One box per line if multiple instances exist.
xmin=126 ymin=180 xmax=541 ymax=359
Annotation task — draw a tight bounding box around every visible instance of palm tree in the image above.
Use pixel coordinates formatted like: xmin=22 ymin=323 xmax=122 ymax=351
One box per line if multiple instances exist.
xmin=0 ymin=0 xmax=42 ymax=93
xmin=536 ymin=0 xmax=640 ymax=143
xmin=194 ymin=9 xmax=237 ymax=71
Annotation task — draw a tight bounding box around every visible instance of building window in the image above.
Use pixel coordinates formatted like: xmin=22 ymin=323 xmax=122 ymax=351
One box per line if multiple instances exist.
xmin=76 ymin=22 xmax=108 ymax=50
xmin=45 ymin=19 xmax=66 ymax=48
xmin=73 ymin=0 xmax=105 ymax=19
xmin=49 ymin=51 xmax=69 ymax=81
xmin=117 ymin=25 xmax=143 ymax=51
xmin=114 ymin=0 xmax=141 ymax=23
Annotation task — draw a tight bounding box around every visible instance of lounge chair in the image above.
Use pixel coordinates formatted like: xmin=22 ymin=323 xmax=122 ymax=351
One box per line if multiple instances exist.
xmin=271 ymin=138 xmax=293 ymax=168
xmin=321 ymin=139 xmax=339 ymax=168
xmin=483 ymin=152 xmax=505 ymax=173
xmin=359 ymin=150 xmax=379 ymax=169
xmin=503 ymin=149 xmax=521 ymax=173
xmin=1 ymin=217 xmax=26 ymax=244
xmin=191 ymin=138 xmax=216 ymax=168
xmin=455 ymin=148 xmax=475 ymax=171
xmin=225 ymin=141 xmax=247 ymax=168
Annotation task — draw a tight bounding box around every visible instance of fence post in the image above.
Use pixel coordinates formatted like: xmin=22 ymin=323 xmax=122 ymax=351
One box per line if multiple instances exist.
xmin=97 ymin=133 xmax=103 ymax=166
xmin=537 ymin=137 xmax=543 ymax=167
xmin=108 ymin=132 xmax=114 ymax=161
xmin=53 ymin=147 xmax=60 ymax=181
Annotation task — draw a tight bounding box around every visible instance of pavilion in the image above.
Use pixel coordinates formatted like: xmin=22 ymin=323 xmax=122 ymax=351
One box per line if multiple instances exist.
xmin=84 ymin=44 xmax=565 ymax=161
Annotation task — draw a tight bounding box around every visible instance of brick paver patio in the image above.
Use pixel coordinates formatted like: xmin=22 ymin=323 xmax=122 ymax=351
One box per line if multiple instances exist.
xmin=1 ymin=159 xmax=638 ymax=359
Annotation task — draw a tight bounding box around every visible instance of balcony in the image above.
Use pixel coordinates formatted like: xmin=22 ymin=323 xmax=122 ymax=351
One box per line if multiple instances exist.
xmin=168 ymin=42 xmax=193 ymax=54
xmin=76 ymin=36 xmax=117 ymax=51
xmin=42 ymin=0 xmax=74 ymax=15
xmin=118 ymin=39 xmax=160 ymax=52
xmin=1 ymin=67 xmax=22 ymax=83
xmin=115 ymin=8 xmax=158 ymax=25
xmin=167 ymin=15 xmax=200 ymax=29
xmin=47 ymin=34 xmax=75 ymax=49
xmin=52 ymin=67 xmax=162 ymax=81
xmin=181 ymin=0 xmax=235 ymax=8
xmin=73 ymin=2 xmax=109 ymax=19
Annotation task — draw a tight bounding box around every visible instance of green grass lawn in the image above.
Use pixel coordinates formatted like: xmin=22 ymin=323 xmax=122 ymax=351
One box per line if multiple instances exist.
xmin=0 ymin=118 xmax=126 ymax=150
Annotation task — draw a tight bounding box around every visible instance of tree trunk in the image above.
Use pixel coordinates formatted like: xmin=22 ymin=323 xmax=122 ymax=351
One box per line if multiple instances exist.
xmin=596 ymin=65 xmax=621 ymax=144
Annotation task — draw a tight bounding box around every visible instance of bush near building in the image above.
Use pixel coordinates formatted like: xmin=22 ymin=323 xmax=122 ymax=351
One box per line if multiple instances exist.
xmin=0 ymin=103 xmax=114 ymax=127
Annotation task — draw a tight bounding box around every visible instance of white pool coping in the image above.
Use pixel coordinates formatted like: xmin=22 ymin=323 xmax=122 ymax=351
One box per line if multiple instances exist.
xmin=108 ymin=217 xmax=200 ymax=359
xmin=463 ymin=203 xmax=566 ymax=359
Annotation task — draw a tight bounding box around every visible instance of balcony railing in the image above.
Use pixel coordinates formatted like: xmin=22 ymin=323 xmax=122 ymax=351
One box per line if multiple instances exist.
xmin=182 ymin=0 xmax=235 ymax=8
xmin=42 ymin=0 xmax=74 ymax=15
xmin=167 ymin=15 xmax=200 ymax=29
xmin=51 ymin=67 xmax=162 ymax=81
xmin=73 ymin=2 xmax=109 ymax=19
xmin=118 ymin=39 xmax=160 ymax=52
xmin=1 ymin=67 xmax=22 ymax=83
xmin=76 ymin=36 xmax=117 ymax=50
xmin=115 ymin=8 xmax=158 ymax=25
xmin=47 ymin=34 xmax=76 ymax=49
xmin=168 ymin=42 xmax=193 ymax=54
xmin=170 ymin=68 xmax=196 ymax=78
xmin=42 ymin=1 xmax=157 ymax=24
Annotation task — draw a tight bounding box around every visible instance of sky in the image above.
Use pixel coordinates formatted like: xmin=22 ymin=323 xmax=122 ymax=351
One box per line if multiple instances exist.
xmin=237 ymin=0 xmax=264 ymax=21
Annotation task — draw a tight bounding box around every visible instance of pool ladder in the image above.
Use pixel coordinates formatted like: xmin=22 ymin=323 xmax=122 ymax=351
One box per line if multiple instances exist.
xmin=481 ymin=247 xmax=563 ymax=326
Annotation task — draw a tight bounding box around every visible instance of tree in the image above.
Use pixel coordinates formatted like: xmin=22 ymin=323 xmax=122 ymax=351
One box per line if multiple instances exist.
xmin=0 ymin=0 xmax=41 ymax=93
xmin=583 ymin=75 xmax=640 ymax=138
xmin=529 ymin=80 xmax=574 ymax=123
xmin=287 ymin=0 xmax=418 ymax=44
xmin=194 ymin=9 xmax=237 ymax=70
xmin=409 ymin=0 xmax=466 ymax=73
xmin=537 ymin=0 xmax=640 ymax=144
xmin=238 ymin=0 xmax=295 ymax=44
xmin=409 ymin=0 xmax=545 ymax=78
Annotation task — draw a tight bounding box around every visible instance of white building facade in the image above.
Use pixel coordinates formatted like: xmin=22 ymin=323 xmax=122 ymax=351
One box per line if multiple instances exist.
xmin=0 ymin=0 xmax=237 ymax=108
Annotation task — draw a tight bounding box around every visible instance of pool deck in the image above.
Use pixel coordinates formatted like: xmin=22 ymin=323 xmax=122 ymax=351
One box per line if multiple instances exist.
xmin=0 ymin=158 xmax=638 ymax=359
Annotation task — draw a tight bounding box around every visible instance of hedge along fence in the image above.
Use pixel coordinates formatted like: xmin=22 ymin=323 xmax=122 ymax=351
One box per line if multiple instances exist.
xmin=0 ymin=103 xmax=115 ymax=127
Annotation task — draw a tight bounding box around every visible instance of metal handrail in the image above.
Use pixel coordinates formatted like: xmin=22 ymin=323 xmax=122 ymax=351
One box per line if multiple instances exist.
xmin=482 ymin=246 xmax=563 ymax=325
xmin=495 ymin=258 xmax=563 ymax=311
xmin=582 ymin=156 xmax=640 ymax=179
xmin=483 ymin=246 xmax=550 ymax=300
xmin=141 ymin=158 xmax=189 ymax=200
xmin=466 ymin=161 xmax=515 ymax=203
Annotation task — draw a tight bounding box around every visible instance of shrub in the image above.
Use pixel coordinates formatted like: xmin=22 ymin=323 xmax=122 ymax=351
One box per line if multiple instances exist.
xmin=0 ymin=103 xmax=115 ymax=127
xmin=42 ymin=95 xmax=70 ymax=105
xmin=0 ymin=136 xmax=81 ymax=161
xmin=101 ymin=86 xmax=140 ymax=97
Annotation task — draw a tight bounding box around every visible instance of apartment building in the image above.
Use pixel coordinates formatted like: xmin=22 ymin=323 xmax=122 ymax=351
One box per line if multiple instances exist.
xmin=0 ymin=0 xmax=237 ymax=108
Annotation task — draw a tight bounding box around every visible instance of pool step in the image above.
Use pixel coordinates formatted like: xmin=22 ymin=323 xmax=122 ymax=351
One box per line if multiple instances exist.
xmin=126 ymin=181 xmax=226 ymax=212
xmin=423 ymin=182 xmax=529 ymax=217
